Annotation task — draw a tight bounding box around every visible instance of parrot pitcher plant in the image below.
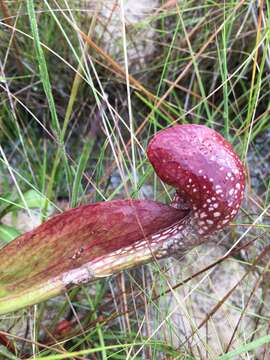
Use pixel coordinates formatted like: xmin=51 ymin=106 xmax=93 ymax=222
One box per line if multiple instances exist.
xmin=0 ymin=125 xmax=245 ymax=314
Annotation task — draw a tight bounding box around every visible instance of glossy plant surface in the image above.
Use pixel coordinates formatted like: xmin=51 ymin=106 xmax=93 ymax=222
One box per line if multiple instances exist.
xmin=0 ymin=125 xmax=245 ymax=314
xmin=148 ymin=125 xmax=245 ymax=238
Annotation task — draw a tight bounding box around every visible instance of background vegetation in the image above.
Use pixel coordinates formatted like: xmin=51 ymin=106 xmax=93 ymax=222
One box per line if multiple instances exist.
xmin=0 ymin=0 xmax=269 ymax=359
